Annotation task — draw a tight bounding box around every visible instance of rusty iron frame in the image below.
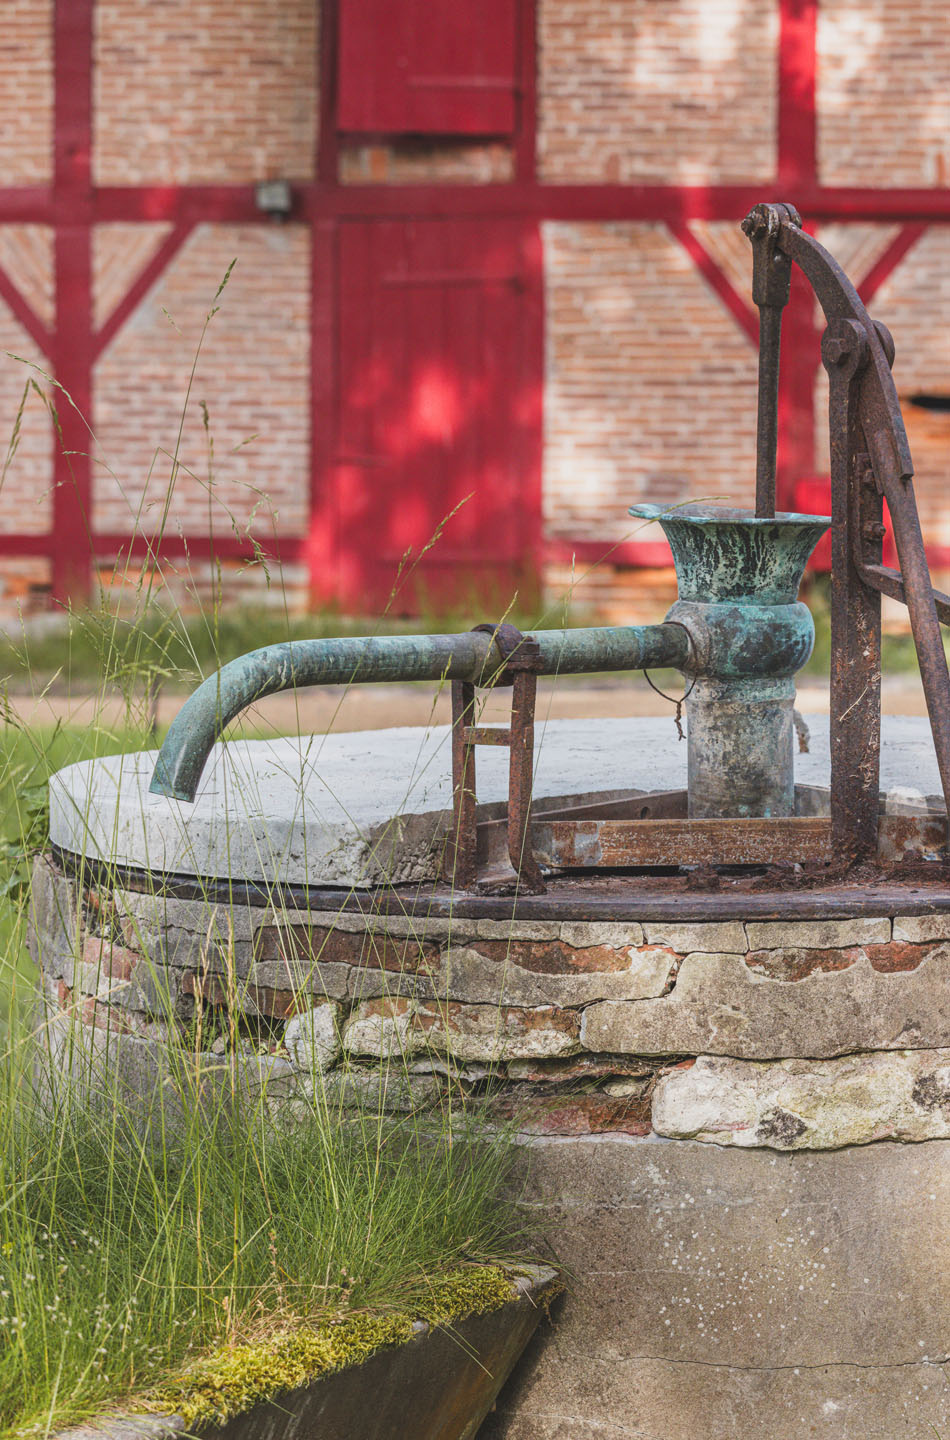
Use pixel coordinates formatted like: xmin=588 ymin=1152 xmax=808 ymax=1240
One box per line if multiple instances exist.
xmin=441 ymin=204 xmax=950 ymax=890
xmin=743 ymin=202 xmax=950 ymax=863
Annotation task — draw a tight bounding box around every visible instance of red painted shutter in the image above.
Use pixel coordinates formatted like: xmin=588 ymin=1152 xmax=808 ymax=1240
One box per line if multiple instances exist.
xmin=337 ymin=0 xmax=518 ymax=135
xmin=333 ymin=219 xmax=542 ymax=613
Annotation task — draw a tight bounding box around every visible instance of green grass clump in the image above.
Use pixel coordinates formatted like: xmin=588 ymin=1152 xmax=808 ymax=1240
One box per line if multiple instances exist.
xmin=0 ymin=261 xmax=548 ymax=1440
xmin=0 ymin=1068 xmax=528 ymax=1438
xmin=150 ymin=1265 xmax=519 ymax=1430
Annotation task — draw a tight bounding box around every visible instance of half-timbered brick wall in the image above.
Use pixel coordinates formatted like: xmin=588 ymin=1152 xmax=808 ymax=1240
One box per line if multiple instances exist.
xmin=0 ymin=0 xmax=947 ymax=623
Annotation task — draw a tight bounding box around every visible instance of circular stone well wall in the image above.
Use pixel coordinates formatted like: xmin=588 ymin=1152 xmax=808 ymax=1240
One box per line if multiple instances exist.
xmin=29 ymin=857 xmax=950 ymax=1440
xmin=31 ymin=716 xmax=950 ymax=1439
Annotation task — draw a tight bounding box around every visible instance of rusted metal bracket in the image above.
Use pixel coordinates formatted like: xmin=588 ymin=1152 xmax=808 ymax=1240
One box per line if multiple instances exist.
xmin=743 ymin=204 xmax=950 ymax=862
xmin=445 ymin=623 xmax=545 ymax=894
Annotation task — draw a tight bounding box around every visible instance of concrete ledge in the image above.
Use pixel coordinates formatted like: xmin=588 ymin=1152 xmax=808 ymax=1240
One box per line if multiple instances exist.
xmin=48 ymin=715 xmax=945 ymax=887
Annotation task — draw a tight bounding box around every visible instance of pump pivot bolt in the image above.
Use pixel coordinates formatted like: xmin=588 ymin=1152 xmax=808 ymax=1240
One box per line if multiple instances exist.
xmin=823 ymin=337 xmax=852 ymax=366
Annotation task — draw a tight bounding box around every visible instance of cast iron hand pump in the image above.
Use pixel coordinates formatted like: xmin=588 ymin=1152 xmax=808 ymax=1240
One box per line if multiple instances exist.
xmin=743 ymin=201 xmax=950 ymax=859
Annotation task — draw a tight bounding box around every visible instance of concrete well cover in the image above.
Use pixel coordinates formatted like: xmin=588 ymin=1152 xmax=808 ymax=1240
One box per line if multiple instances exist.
xmin=49 ymin=715 xmax=942 ymax=888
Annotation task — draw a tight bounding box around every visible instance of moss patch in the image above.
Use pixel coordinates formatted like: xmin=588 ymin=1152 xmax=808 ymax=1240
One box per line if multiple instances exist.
xmin=147 ymin=1265 xmax=520 ymax=1432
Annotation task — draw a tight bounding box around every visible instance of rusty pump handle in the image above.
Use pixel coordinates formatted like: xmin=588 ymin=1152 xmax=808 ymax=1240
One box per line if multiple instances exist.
xmin=742 ymin=200 xmax=800 ymax=519
xmin=744 ymin=202 xmax=950 ymax=852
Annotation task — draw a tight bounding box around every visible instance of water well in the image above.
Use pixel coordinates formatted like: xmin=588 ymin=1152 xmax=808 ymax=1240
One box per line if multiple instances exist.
xmin=32 ymin=204 xmax=950 ymax=1439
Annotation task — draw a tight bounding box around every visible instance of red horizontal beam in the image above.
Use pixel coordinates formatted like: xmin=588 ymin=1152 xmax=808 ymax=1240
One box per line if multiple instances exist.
xmin=0 ymin=188 xmax=55 ymax=223
xmin=0 ymin=533 xmax=304 ymax=562
xmin=93 ymin=185 xmax=262 ymax=224
xmin=0 ymin=535 xmax=57 ymax=556
xmin=92 ymin=532 xmax=306 ymax=561
xmin=12 ymin=183 xmax=940 ymax=228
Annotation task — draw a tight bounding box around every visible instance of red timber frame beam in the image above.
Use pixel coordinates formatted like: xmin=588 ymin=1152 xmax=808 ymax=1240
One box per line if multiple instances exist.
xmin=0 ymin=0 xmax=945 ymax=599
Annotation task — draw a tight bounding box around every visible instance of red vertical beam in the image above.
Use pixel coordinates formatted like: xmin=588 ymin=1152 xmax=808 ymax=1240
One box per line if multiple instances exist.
xmin=514 ymin=0 xmax=538 ymax=183
xmin=776 ymin=0 xmax=819 ymax=511
xmin=307 ymin=0 xmax=340 ymax=602
xmin=317 ymin=0 xmax=339 ymax=185
xmin=520 ymin=219 xmax=544 ymax=600
xmin=516 ymin=0 xmax=541 ymax=596
xmin=307 ymin=219 xmax=338 ymax=604
xmin=777 ymin=0 xmax=818 ymax=191
xmin=50 ymin=0 xmax=94 ymax=601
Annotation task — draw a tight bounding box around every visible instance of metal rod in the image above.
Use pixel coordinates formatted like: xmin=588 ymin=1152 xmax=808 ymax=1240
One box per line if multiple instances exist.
xmin=741 ymin=202 xmax=800 ymax=520
xmin=149 ymin=623 xmax=690 ymax=803
xmin=754 ymin=304 xmax=783 ymax=518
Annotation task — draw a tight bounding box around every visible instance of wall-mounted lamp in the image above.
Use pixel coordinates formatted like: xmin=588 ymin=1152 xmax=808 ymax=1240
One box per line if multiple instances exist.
xmin=254 ymin=180 xmax=293 ymax=222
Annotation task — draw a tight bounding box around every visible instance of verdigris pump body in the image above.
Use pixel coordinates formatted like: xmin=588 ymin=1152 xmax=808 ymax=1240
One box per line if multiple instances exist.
xmin=631 ymin=504 xmax=830 ymax=819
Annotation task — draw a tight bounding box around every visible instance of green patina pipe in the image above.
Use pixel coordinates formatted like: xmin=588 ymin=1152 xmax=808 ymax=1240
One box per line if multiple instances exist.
xmin=149 ymin=623 xmax=689 ymax=803
xmin=632 ymin=504 xmax=831 ymax=819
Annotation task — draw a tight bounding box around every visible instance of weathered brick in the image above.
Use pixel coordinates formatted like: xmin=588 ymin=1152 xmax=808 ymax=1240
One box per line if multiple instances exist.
xmin=423 ymin=940 xmax=676 ymax=1007
xmin=342 ymin=997 xmax=420 ymax=1058
xmin=344 ymin=997 xmax=581 ymax=1063
xmin=558 ymin=922 xmax=644 ymax=949
xmin=81 ymin=936 xmax=136 ymax=980
xmin=27 ymin=857 xmax=82 ymax=978
xmin=492 ymin=1092 xmax=652 ymax=1137
xmin=865 ymin=941 xmax=940 ymax=974
xmin=80 ymin=998 xmax=132 ymax=1033
xmin=476 ymin=920 xmax=563 ymax=941
xmin=467 ymin=938 xmax=633 ymax=976
xmin=653 ymin=1049 xmax=950 ymax=1150
xmin=249 ymin=957 xmax=352 ymax=1002
xmin=258 ymin=923 xmax=436 ymax=974
xmin=182 ymin=972 xmax=301 ymax=1019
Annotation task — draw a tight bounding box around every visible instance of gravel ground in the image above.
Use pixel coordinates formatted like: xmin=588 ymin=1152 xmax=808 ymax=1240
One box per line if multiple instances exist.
xmin=5 ymin=674 xmax=929 ymax=738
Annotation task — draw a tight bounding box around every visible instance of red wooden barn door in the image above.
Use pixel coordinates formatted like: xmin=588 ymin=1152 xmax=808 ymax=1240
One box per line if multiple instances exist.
xmin=334 ymin=218 xmax=543 ymax=614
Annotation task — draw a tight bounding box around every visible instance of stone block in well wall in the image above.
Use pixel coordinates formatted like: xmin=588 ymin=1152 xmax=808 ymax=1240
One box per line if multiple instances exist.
xmin=652 ymin=1049 xmax=950 ymax=1150
xmin=420 ymin=940 xmax=677 ymax=1007
xmin=581 ymin=947 xmax=950 ymax=1059
xmin=27 ymin=857 xmax=83 ymax=978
